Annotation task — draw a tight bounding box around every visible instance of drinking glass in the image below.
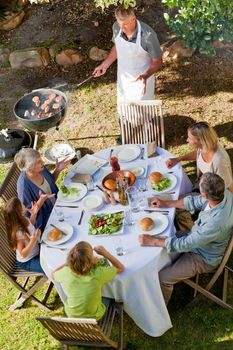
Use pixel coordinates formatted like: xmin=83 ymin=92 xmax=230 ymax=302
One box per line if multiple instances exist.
xmin=124 ymin=209 xmax=134 ymax=225
xmin=137 ymin=178 xmax=147 ymax=192
xmin=86 ymin=175 xmax=95 ymax=191
xmin=125 ymin=186 xmax=140 ymax=213
xmin=114 ymin=238 xmax=126 ymax=256
xmin=54 ymin=207 xmax=64 ymax=221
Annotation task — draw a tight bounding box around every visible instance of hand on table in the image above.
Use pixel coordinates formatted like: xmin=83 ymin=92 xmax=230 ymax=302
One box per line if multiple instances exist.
xmin=166 ymin=158 xmax=179 ymax=169
xmin=139 ymin=234 xmax=166 ymax=247
xmin=151 ymin=198 xmax=167 ymax=208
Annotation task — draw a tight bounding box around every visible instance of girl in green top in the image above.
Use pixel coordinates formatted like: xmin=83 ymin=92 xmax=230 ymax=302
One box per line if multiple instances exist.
xmin=53 ymin=241 xmax=125 ymax=319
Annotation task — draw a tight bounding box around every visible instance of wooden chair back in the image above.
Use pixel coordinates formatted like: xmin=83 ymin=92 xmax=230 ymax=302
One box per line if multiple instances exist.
xmin=37 ymin=301 xmax=127 ymax=349
xmin=0 ymin=212 xmax=17 ymax=276
xmin=184 ymin=233 xmax=233 ymax=309
xmin=0 ymin=212 xmax=52 ymax=311
xmin=0 ymin=162 xmax=20 ymax=202
xmin=118 ymin=100 xmax=165 ymax=147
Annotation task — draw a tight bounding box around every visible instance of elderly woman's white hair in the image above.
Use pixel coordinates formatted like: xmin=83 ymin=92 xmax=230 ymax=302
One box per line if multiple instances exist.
xmin=14 ymin=148 xmax=41 ymax=172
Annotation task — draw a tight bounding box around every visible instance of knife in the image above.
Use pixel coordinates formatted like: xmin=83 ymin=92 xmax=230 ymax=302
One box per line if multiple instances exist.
xmin=96 ymin=184 xmax=104 ymax=192
xmin=78 ymin=209 xmax=85 ymax=225
xmin=144 ymin=210 xmax=169 ymax=214
xmin=140 ymin=147 xmax=145 ymax=160
xmin=56 ymin=205 xmax=79 ymax=208
xmin=50 ymin=223 xmax=68 ymax=235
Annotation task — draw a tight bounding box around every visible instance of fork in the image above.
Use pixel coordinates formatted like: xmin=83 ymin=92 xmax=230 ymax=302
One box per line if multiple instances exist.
xmin=78 ymin=209 xmax=85 ymax=225
xmin=46 ymin=246 xmax=67 ymax=251
xmin=140 ymin=147 xmax=145 ymax=160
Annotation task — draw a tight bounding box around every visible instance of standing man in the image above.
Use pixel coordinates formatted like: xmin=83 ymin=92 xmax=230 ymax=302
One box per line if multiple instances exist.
xmin=93 ymin=5 xmax=162 ymax=103
xmin=139 ymin=173 xmax=233 ymax=305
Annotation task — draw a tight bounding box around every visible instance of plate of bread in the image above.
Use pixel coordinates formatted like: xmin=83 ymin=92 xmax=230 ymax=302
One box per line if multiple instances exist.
xmin=138 ymin=212 xmax=169 ymax=235
xmin=42 ymin=222 xmax=73 ymax=246
xmin=148 ymin=171 xmax=177 ymax=193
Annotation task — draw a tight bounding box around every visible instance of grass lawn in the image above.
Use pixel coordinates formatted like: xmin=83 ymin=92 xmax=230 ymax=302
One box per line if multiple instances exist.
xmin=1 ymin=52 xmax=233 ymax=350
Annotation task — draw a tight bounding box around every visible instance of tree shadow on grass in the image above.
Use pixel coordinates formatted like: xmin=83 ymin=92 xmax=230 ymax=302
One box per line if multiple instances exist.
xmin=159 ymin=56 xmax=233 ymax=99
xmin=214 ymin=122 xmax=233 ymax=143
xmin=164 ymin=114 xmax=195 ymax=147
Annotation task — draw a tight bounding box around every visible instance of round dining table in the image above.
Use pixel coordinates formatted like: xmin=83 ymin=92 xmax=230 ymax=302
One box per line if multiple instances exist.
xmin=40 ymin=145 xmax=192 ymax=337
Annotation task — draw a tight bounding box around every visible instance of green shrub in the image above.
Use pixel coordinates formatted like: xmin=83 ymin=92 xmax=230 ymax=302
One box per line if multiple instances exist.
xmin=162 ymin=0 xmax=233 ymax=54
xmin=94 ymin=0 xmax=136 ymax=10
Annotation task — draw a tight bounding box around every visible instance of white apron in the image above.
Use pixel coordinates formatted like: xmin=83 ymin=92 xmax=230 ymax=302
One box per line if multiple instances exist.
xmin=115 ymin=20 xmax=155 ymax=104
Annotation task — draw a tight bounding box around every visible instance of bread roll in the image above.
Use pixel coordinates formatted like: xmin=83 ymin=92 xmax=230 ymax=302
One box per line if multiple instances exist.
xmin=48 ymin=227 xmax=62 ymax=241
xmin=149 ymin=171 xmax=163 ymax=184
xmin=104 ymin=179 xmax=117 ymax=191
xmin=140 ymin=217 xmax=155 ymax=231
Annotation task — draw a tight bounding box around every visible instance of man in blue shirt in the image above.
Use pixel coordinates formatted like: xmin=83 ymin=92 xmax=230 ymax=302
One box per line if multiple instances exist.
xmin=139 ymin=173 xmax=233 ymax=304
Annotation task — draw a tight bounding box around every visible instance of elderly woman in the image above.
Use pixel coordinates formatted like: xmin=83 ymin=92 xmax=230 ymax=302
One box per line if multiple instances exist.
xmin=166 ymin=122 xmax=233 ymax=193
xmin=15 ymin=148 xmax=70 ymax=231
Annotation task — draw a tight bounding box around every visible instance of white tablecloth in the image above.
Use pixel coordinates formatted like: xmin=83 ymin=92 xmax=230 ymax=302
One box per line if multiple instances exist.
xmin=40 ymin=146 xmax=192 ymax=337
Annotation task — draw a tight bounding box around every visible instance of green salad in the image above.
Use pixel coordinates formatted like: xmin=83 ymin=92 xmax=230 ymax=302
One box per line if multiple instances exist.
xmin=152 ymin=177 xmax=171 ymax=191
xmin=60 ymin=185 xmax=78 ymax=198
xmin=97 ymin=257 xmax=110 ymax=267
xmin=89 ymin=212 xmax=124 ymax=235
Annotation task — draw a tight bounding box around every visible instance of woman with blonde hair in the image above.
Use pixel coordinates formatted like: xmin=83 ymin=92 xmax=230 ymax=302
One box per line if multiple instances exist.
xmin=53 ymin=241 xmax=124 ymax=319
xmin=166 ymin=121 xmax=233 ymax=192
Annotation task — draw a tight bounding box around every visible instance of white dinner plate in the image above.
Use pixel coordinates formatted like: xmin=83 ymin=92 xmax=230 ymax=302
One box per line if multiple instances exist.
xmin=71 ymin=154 xmax=108 ymax=175
xmin=44 ymin=143 xmax=76 ymax=163
xmin=137 ymin=212 xmax=169 ymax=236
xmin=57 ymin=183 xmax=87 ymax=202
xmin=42 ymin=222 xmax=74 ymax=246
xmin=112 ymin=145 xmax=141 ymax=162
xmin=148 ymin=173 xmax=177 ymax=193
xmin=127 ymin=166 xmax=145 ymax=178
xmin=82 ymin=194 xmax=103 ymax=211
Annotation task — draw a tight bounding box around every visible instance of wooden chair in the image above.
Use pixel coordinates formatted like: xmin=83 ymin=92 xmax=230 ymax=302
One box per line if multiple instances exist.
xmin=118 ymin=100 xmax=165 ymax=147
xmin=0 ymin=212 xmax=53 ymax=311
xmin=183 ymin=233 xmax=233 ymax=309
xmin=37 ymin=301 xmax=127 ymax=350
xmin=0 ymin=162 xmax=20 ymax=202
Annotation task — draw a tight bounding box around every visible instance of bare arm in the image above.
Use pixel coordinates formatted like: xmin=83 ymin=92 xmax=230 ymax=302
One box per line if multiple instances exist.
xmin=151 ymin=197 xmax=185 ymax=210
xmin=92 ymin=46 xmax=117 ymax=77
xmin=53 ymin=156 xmax=72 ymax=181
xmin=94 ymin=246 xmax=125 ymax=273
xmin=52 ymin=263 xmax=67 ymax=279
xmin=27 ymin=192 xmax=55 ymax=225
xmin=166 ymin=150 xmax=197 ymax=169
xmin=135 ymin=56 xmax=163 ymax=95
xmin=139 ymin=234 xmax=166 ymax=247
xmin=17 ymin=229 xmax=41 ymax=258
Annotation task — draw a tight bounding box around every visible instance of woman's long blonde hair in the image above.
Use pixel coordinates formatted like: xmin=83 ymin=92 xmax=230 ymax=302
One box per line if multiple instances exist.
xmin=188 ymin=122 xmax=218 ymax=151
xmin=3 ymin=197 xmax=30 ymax=249
xmin=67 ymin=241 xmax=97 ymax=275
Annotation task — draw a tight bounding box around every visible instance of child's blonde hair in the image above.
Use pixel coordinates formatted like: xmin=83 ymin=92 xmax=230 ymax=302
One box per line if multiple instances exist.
xmin=3 ymin=197 xmax=29 ymax=249
xmin=67 ymin=241 xmax=97 ymax=275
